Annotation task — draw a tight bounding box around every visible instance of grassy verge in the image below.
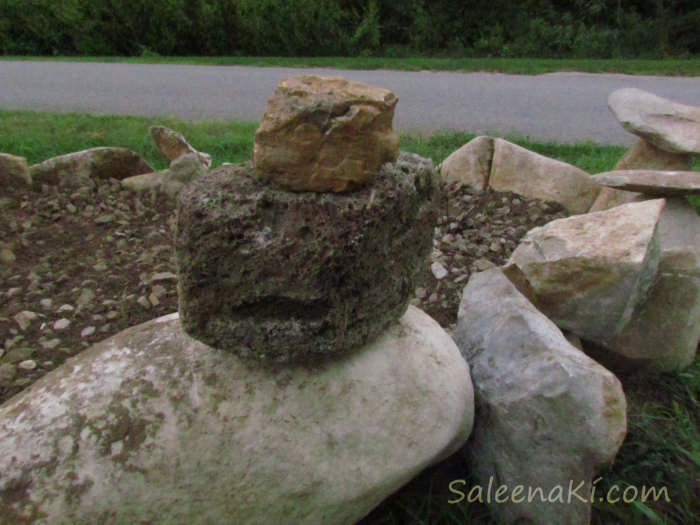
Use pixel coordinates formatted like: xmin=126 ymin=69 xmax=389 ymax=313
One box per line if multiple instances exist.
xmin=1 ymin=110 xmax=698 ymax=524
xmin=3 ymin=55 xmax=700 ymax=76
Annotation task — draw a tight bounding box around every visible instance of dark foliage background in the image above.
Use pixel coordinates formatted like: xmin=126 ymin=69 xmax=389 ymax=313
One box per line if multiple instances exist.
xmin=0 ymin=0 xmax=698 ymax=57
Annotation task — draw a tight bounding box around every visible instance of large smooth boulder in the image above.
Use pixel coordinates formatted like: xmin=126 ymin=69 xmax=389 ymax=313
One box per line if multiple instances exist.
xmin=29 ymin=147 xmax=153 ymax=189
xmin=608 ymin=88 xmax=700 ymax=154
xmin=253 ymin=75 xmax=399 ymax=192
xmin=438 ymin=135 xmax=494 ymax=189
xmin=176 ymin=152 xmax=440 ymax=364
xmin=608 ymin=198 xmax=700 ymax=370
xmin=489 ymin=138 xmax=600 ymax=214
xmin=506 ymin=199 xmax=666 ymax=348
xmin=453 ymin=268 xmax=627 ymax=525
xmin=0 ymin=307 xmax=474 ymax=525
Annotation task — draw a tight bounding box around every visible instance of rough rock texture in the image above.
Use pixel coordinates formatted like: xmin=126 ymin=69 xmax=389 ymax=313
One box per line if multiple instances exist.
xmin=28 ymin=147 xmax=153 ymax=189
xmin=589 ymin=137 xmax=691 ymax=212
xmin=507 ymin=199 xmax=666 ymax=348
xmin=0 ymin=153 xmax=30 ymax=191
xmin=453 ymin=268 xmax=627 ymax=525
xmin=592 ymin=170 xmax=700 ymax=196
xmin=176 ymin=152 xmax=440 ymax=363
xmin=438 ymin=135 xmax=494 ymax=189
xmin=253 ymin=75 xmax=399 ymax=192
xmin=150 ymin=125 xmax=212 ymax=167
xmin=608 ymin=198 xmax=700 ymax=370
xmin=489 ymin=138 xmax=600 ymax=214
xmin=0 ymin=307 xmax=474 ymax=525
xmin=608 ymin=88 xmax=700 ymax=154
xmin=121 ymin=170 xmax=167 ymax=194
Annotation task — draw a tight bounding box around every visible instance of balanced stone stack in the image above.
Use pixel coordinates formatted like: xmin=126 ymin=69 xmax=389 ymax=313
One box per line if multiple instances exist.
xmin=176 ymin=75 xmax=440 ymax=364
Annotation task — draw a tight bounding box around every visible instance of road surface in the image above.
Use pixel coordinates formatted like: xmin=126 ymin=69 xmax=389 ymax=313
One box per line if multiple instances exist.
xmin=1 ymin=61 xmax=699 ymax=145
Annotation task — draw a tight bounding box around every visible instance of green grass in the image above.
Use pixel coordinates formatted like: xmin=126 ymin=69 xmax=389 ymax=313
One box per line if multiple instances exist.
xmin=1 ymin=110 xmax=698 ymax=524
xmin=3 ymin=55 xmax=700 ymax=76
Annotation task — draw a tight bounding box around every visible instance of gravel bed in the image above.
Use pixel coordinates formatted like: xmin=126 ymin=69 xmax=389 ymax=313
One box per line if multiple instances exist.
xmin=0 ymin=177 xmax=567 ymax=404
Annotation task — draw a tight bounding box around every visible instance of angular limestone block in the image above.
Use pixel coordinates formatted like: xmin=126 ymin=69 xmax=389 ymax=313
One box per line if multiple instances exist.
xmin=489 ymin=138 xmax=600 ymax=214
xmin=592 ymin=169 xmax=700 ymax=197
xmin=439 ymin=135 xmax=494 ymax=190
xmin=507 ymin=199 xmax=666 ymax=347
xmin=454 ymin=268 xmax=626 ymax=525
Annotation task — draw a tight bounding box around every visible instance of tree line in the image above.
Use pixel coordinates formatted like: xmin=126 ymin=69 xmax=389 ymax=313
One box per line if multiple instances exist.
xmin=1 ymin=0 xmax=697 ymax=58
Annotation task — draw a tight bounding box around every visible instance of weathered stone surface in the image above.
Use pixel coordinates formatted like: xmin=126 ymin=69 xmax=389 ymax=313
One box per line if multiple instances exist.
xmin=593 ymin=169 xmax=700 ymax=196
xmin=121 ymin=170 xmax=167 ymax=193
xmin=453 ymin=268 xmax=626 ymax=525
xmin=176 ymin=152 xmax=440 ymax=363
xmin=0 ymin=153 xmax=30 ymax=191
xmin=507 ymin=199 xmax=666 ymax=348
xmin=29 ymin=147 xmax=153 ymax=189
xmin=0 ymin=307 xmax=474 ymax=525
xmin=589 ymin=137 xmax=693 ymax=212
xmin=489 ymin=138 xmax=600 ymax=214
xmin=608 ymin=88 xmax=700 ymax=154
xmin=149 ymin=125 xmax=212 ymax=168
xmin=608 ymin=198 xmax=700 ymax=370
xmin=253 ymin=75 xmax=399 ymax=192
xmin=438 ymin=135 xmax=494 ymax=189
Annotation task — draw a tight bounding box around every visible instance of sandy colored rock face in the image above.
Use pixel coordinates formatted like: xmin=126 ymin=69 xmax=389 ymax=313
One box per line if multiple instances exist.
xmin=176 ymin=152 xmax=440 ymax=363
xmin=454 ymin=268 xmax=626 ymax=525
xmin=592 ymin=169 xmax=700 ymax=196
xmin=439 ymin=135 xmax=494 ymax=189
xmin=608 ymin=88 xmax=700 ymax=154
xmin=253 ymin=75 xmax=399 ymax=192
xmin=507 ymin=199 xmax=666 ymax=347
xmin=489 ymin=138 xmax=600 ymax=214
xmin=0 ymin=308 xmax=474 ymax=525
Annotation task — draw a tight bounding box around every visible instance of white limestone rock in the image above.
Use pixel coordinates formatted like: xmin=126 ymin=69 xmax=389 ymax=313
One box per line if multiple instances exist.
xmin=453 ymin=268 xmax=627 ymax=525
xmin=0 ymin=306 xmax=473 ymax=524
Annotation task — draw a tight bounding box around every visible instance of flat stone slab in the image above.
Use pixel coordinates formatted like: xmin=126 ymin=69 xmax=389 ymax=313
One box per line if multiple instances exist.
xmin=592 ymin=169 xmax=700 ymax=196
xmin=176 ymin=151 xmax=440 ymax=364
xmin=608 ymin=88 xmax=700 ymax=154
xmin=0 ymin=308 xmax=474 ymax=524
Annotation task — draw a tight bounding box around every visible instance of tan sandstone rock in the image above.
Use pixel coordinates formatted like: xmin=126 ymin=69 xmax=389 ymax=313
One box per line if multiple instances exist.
xmin=589 ymin=137 xmax=692 ymax=212
xmin=439 ymin=135 xmax=494 ymax=189
xmin=0 ymin=307 xmax=474 ymax=524
xmin=0 ymin=153 xmax=30 ymax=191
xmin=608 ymin=88 xmax=700 ymax=154
xmin=506 ymin=199 xmax=666 ymax=348
xmin=253 ymin=75 xmax=399 ymax=192
xmin=489 ymin=138 xmax=600 ymax=214
xmin=149 ymin=125 xmax=212 ymax=168
xmin=592 ymin=169 xmax=700 ymax=197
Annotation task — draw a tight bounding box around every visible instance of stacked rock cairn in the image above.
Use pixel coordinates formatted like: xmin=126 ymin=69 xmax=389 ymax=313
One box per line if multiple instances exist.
xmin=176 ymin=75 xmax=441 ymax=364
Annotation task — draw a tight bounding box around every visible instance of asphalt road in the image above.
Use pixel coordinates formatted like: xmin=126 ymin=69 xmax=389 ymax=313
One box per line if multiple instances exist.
xmin=2 ymin=61 xmax=700 ymax=145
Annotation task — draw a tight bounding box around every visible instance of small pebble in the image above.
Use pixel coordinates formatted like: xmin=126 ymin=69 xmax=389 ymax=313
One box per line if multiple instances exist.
xmin=13 ymin=311 xmax=37 ymax=331
xmin=53 ymin=318 xmax=70 ymax=330
xmin=431 ymin=261 xmax=448 ymax=280
xmin=58 ymin=304 xmax=75 ymax=313
xmin=40 ymin=298 xmax=53 ymax=309
xmin=18 ymin=359 xmax=37 ymax=371
xmin=81 ymin=326 xmax=96 ymax=338
xmin=39 ymin=338 xmax=61 ymax=350
xmin=137 ymin=296 xmax=151 ymax=309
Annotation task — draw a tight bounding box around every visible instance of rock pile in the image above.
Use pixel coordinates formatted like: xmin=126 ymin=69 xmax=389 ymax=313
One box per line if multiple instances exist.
xmin=0 ymin=76 xmax=475 ymax=524
xmin=441 ymin=87 xmax=698 ymax=524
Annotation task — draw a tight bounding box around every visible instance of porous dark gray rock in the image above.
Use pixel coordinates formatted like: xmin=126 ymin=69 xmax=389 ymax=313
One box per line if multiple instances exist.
xmin=175 ymin=151 xmax=440 ymax=363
